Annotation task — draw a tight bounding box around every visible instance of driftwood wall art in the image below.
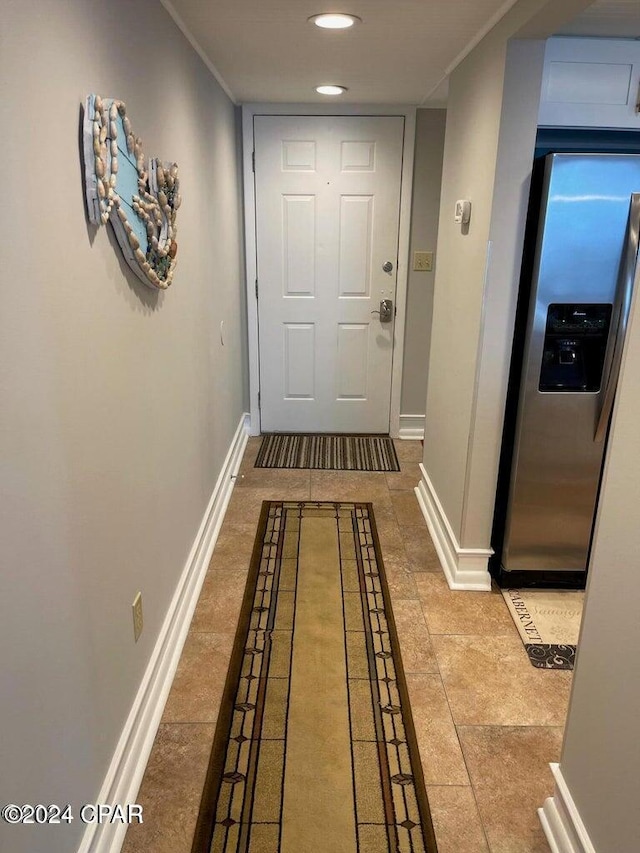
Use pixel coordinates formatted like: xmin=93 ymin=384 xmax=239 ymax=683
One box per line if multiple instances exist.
xmin=82 ymin=94 xmax=181 ymax=289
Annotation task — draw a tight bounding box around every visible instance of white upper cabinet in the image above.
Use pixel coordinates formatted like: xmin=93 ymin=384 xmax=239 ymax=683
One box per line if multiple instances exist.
xmin=538 ymin=38 xmax=640 ymax=129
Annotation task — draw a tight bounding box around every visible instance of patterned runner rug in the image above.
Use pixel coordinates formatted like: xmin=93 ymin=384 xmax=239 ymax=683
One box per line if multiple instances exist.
xmin=254 ymin=434 xmax=400 ymax=472
xmin=502 ymin=588 xmax=584 ymax=670
xmin=192 ymin=501 xmax=437 ymax=853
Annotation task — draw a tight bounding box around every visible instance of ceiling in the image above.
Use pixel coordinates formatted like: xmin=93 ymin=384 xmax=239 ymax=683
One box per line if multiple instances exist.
xmin=559 ymin=0 xmax=640 ymax=38
xmin=162 ymin=0 xmax=640 ymax=106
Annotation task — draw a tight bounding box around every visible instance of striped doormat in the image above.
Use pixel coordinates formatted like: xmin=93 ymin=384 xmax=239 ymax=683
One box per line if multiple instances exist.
xmin=255 ymin=434 xmax=400 ymax=472
xmin=192 ymin=501 xmax=437 ymax=853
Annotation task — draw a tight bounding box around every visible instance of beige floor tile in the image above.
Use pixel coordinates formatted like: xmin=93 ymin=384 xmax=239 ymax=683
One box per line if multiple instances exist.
xmin=245 ymin=435 xmax=263 ymax=454
xmin=309 ymin=470 xmax=391 ymax=502
xmin=207 ymin=551 xmax=253 ymax=576
xmin=224 ymin=488 xmax=307 ymax=526
xmin=433 ymin=634 xmax=572 ymax=726
xmin=238 ymin=435 xmax=262 ymax=469
xmin=400 ymin=524 xmax=442 ymax=572
xmin=190 ymin=570 xmax=247 ymax=633
xmin=162 ymin=632 xmax=234 ymax=723
xmin=368 ymin=495 xmax=397 ymax=519
xmin=121 ymin=723 xmax=215 ymax=853
xmin=398 ymin=454 xmax=422 ymax=472
xmin=383 ymin=550 xmax=420 ymax=600
xmin=217 ymin=513 xmax=258 ymax=536
xmin=458 ymin=726 xmax=562 ymax=853
xmin=234 ymin=467 xmax=311 ymax=491
xmin=416 ymin=574 xmax=518 ymax=636
xmin=374 ymin=513 xmax=406 ymax=554
xmin=213 ymin=519 xmax=261 ymax=554
xmin=405 ymin=673 xmax=470 ymax=786
xmin=392 ymin=599 xmax=438 ymax=673
xmin=207 ymin=530 xmax=256 ymax=574
xmin=426 ymin=786 xmax=490 ymax=853
xmin=385 ymin=463 xmax=422 ymax=491
xmin=393 ymin=439 xmax=424 ymax=462
xmin=391 ymin=490 xmax=428 ymax=527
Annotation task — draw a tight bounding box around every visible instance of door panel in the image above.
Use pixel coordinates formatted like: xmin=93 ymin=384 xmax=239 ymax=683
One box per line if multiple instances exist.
xmin=338 ymin=195 xmax=373 ymax=297
xmin=336 ymin=324 xmax=369 ymax=399
xmin=282 ymin=195 xmax=316 ymax=296
xmin=254 ymin=115 xmax=404 ymax=433
xmin=284 ymin=324 xmax=315 ymax=399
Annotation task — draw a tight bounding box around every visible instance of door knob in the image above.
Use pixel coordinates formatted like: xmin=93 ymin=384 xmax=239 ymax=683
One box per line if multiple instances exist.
xmin=382 ymin=261 xmax=393 ymax=273
xmin=371 ymin=299 xmax=393 ymax=323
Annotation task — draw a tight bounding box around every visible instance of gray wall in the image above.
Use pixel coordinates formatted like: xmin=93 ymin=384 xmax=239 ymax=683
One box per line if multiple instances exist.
xmin=557 ymin=275 xmax=640 ymax=850
xmin=0 ymin=2 xmax=247 ymax=851
xmin=422 ymin=0 xmax=592 ymax=549
xmin=400 ymin=109 xmax=446 ymax=418
xmin=423 ymin=24 xmax=510 ymax=539
xmin=458 ymin=37 xmax=546 ymax=546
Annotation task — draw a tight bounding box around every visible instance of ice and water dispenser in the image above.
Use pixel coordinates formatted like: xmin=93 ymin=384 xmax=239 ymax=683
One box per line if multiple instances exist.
xmin=539 ymin=304 xmax=612 ymax=393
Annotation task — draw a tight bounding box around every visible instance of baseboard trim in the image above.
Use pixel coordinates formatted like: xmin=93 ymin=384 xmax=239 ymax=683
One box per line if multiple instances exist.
xmin=415 ymin=463 xmax=492 ymax=590
xmin=539 ymin=764 xmax=597 ymax=853
xmin=398 ymin=414 xmax=425 ymax=440
xmin=77 ymin=413 xmax=249 ymax=853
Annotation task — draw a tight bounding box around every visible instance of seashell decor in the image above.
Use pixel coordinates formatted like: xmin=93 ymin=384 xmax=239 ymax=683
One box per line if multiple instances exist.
xmin=82 ymin=94 xmax=180 ymax=290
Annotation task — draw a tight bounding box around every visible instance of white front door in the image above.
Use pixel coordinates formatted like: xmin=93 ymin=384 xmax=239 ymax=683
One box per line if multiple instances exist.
xmin=254 ymin=115 xmax=404 ymax=433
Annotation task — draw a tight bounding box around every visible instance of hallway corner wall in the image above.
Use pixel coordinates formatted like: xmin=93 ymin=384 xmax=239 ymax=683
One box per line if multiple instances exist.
xmin=422 ymin=19 xmax=510 ymax=543
xmin=0 ymin=2 xmax=247 ymax=851
xmin=546 ymin=269 xmax=640 ymax=852
xmin=421 ymin=0 xmax=592 ymax=564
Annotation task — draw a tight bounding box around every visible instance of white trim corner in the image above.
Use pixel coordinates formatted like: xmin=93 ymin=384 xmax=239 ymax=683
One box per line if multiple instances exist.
xmin=415 ymin=463 xmax=492 ymax=590
xmin=389 ymin=107 xmax=417 ymax=439
xmin=539 ymin=763 xmax=597 ymax=853
xmin=77 ymin=413 xmax=249 ymax=853
xmin=398 ymin=414 xmax=425 ymax=440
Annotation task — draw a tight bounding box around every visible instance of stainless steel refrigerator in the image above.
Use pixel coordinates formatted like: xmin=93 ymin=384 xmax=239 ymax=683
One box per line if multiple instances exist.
xmin=495 ymin=153 xmax=640 ymax=586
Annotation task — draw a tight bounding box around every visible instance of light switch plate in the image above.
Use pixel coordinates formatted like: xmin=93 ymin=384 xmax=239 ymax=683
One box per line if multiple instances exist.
xmin=413 ymin=251 xmax=433 ymax=272
xmin=454 ymin=199 xmax=471 ymax=224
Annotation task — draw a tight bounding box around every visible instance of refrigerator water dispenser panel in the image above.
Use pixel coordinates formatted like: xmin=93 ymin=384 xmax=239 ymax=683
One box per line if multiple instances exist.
xmin=539 ymin=304 xmax=612 ymax=392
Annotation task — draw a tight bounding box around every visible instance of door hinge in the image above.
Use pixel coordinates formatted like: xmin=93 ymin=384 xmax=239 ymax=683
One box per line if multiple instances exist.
xmin=255 ymin=279 xmax=258 ymax=299
xmin=252 ymin=150 xmax=255 ymax=172
xmin=258 ymin=391 xmax=261 ymax=409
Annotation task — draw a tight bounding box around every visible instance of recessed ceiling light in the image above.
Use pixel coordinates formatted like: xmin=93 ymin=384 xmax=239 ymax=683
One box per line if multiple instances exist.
xmin=316 ymin=85 xmax=348 ymax=96
xmin=309 ymin=13 xmax=361 ymax=29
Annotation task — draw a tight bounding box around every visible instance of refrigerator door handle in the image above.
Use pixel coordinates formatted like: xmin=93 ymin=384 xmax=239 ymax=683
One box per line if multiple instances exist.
xmin=595 ymin=193 xmax=640 ymax=443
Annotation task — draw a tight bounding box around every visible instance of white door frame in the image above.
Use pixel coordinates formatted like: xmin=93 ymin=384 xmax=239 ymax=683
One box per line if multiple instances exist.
xmin=242 ymin=103 xmax=416 ymax=437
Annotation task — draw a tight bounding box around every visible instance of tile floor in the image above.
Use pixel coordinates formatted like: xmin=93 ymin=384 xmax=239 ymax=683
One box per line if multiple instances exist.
xmin=122 ymin=438 xmax=572 ymax=853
